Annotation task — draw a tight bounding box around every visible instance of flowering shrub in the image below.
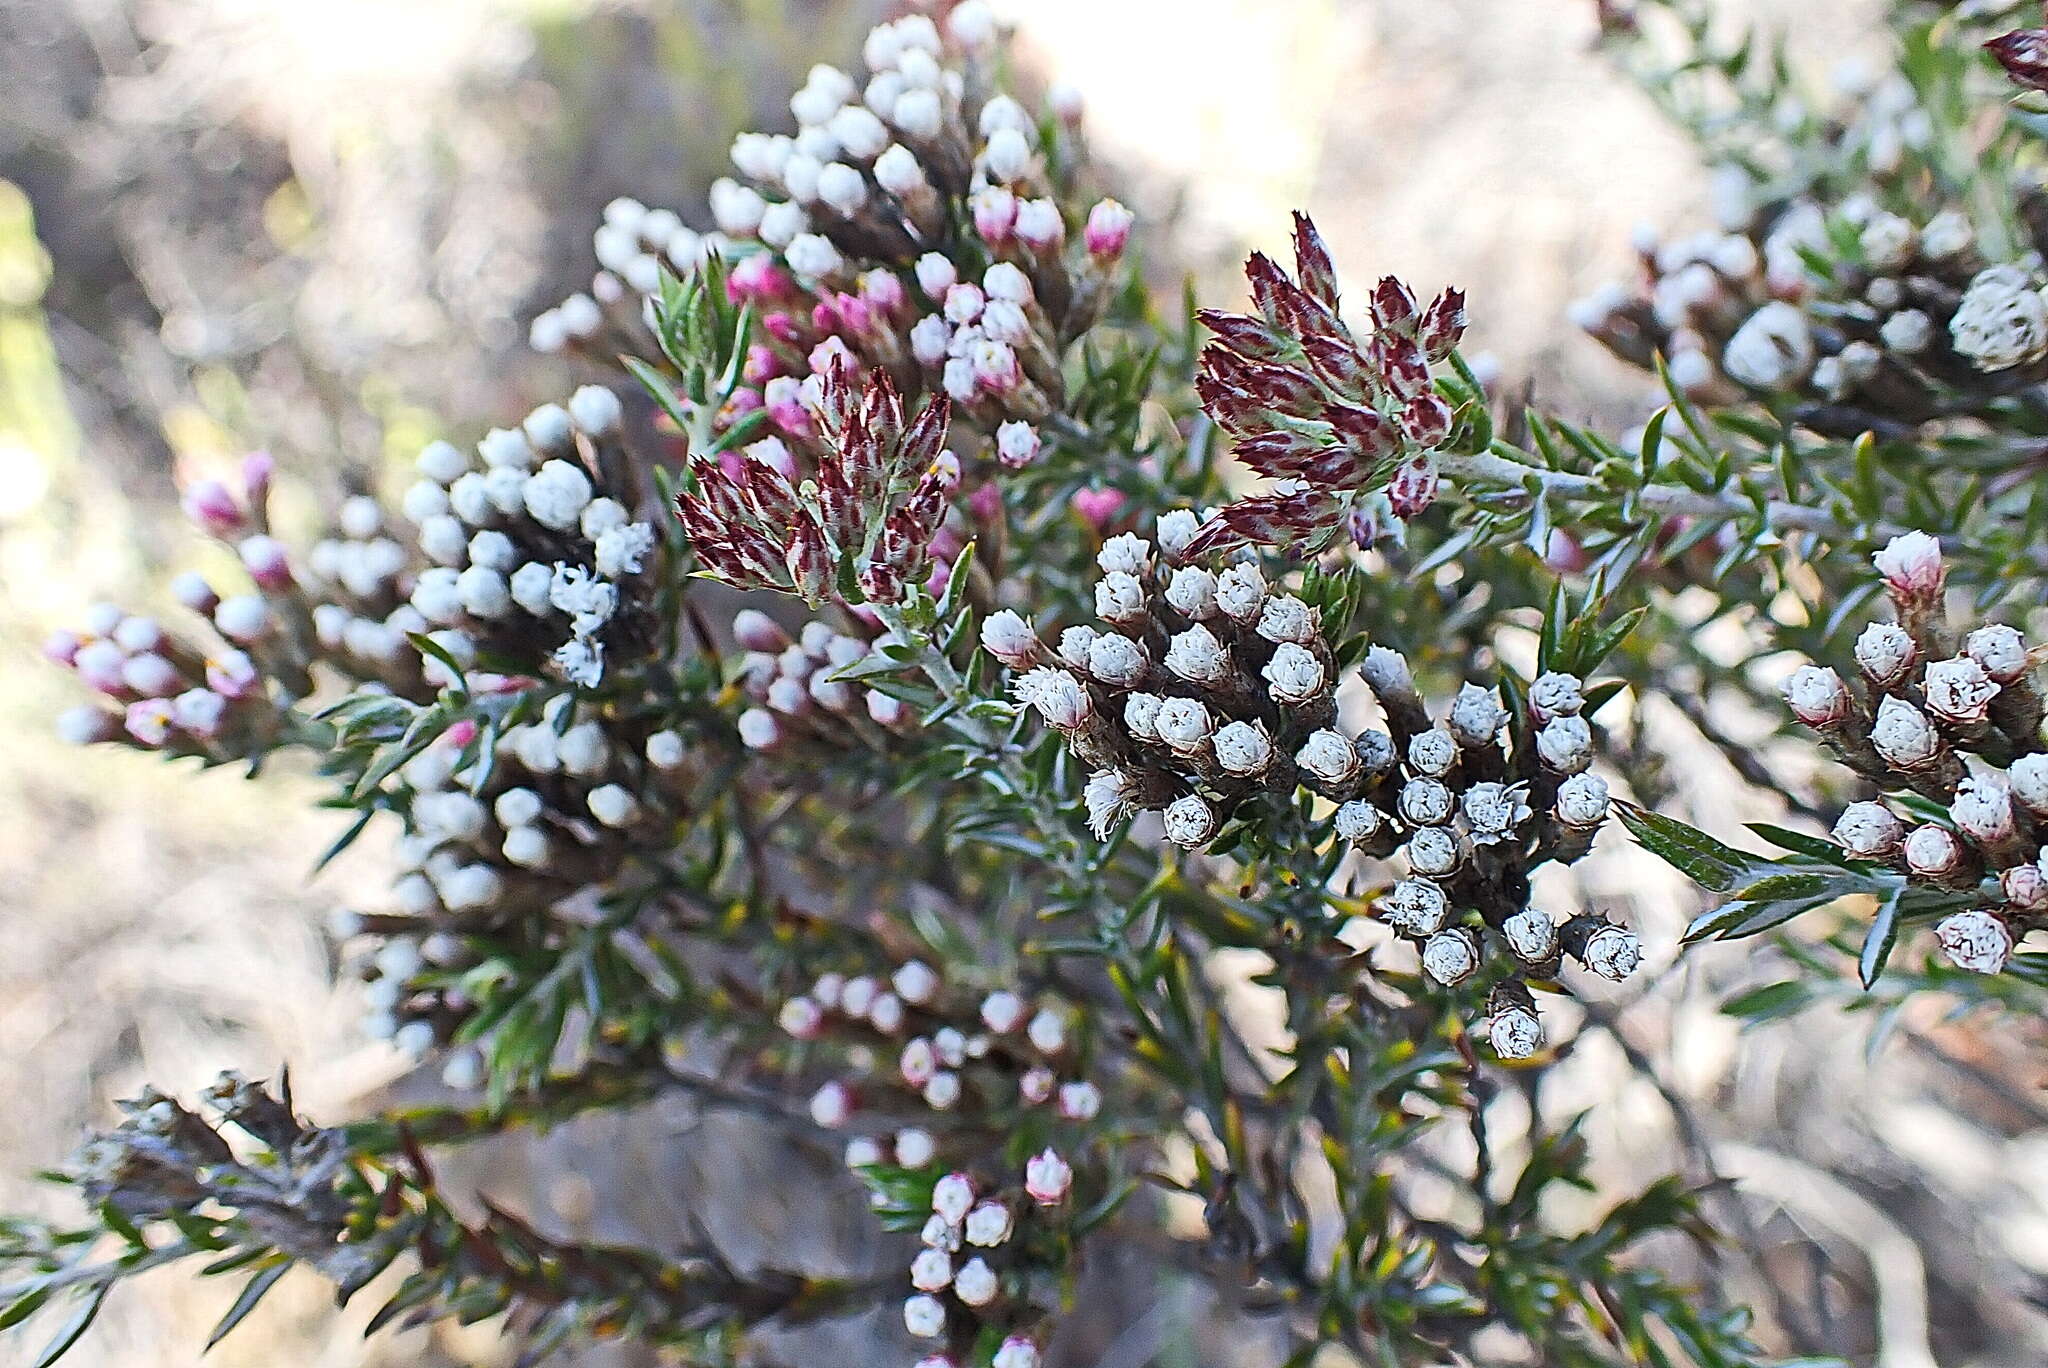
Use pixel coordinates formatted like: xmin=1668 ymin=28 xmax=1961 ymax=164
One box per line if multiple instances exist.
xmin=13 ymin=1 xmax=2048 ymax=1365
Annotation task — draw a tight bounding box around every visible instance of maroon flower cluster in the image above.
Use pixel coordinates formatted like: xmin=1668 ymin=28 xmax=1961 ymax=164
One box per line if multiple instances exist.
xmin=1187 ymin=213 xmax=1466 ymax=556
xmin=1988 ymin=15 xmax=2048 ymax=95
xmin=675 ymin=366 xmax=956 ymax=605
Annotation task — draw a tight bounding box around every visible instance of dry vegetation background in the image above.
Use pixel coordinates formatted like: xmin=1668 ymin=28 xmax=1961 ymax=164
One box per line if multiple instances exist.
xmin=10 ymin=0 xmax=2048 ymax=1365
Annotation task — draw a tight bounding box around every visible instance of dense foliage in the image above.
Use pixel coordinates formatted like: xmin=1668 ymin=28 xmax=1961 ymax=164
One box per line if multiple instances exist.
xmin=13 ymin=1 xmax=2048 ymax=1364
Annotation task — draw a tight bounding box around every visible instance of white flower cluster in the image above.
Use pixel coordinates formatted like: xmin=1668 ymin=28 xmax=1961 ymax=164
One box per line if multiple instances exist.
xmin=403 ymin=387 xmax=653 ymax=690
xmin=730 ymin=610 xmax=915 ymax=753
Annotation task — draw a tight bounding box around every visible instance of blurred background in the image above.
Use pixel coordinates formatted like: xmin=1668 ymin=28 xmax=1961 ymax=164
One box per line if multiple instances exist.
xmin=15 ymin=1 xmax=2048 ymax=1365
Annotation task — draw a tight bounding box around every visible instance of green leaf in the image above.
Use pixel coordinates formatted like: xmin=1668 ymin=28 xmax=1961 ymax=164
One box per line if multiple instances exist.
xmin=207 ymin=1260 xmax=290 ymax=1350
xmin=621 ymin=356 xmax=693 ymax=437
xmin=1720 ymin=980 xmax=1813 ymax=1023
xmin=1616 ymin=803 xmax=1748 ymax=892
xmin=1858 ymin=886 xmax=1905 ymax=989
xmin=30 ymin=1285 xmax=108 ymax=1368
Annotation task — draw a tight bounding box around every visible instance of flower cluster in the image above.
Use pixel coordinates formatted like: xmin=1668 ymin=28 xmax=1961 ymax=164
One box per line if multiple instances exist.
xmin=402 ymin=387 xmax=659 ymax=689
xmin=997 ymin=525 xmax=1640 ymax=1055
xmin=1785 ymin=531 xmax=2045 ymax=973
xmin=1573 ymin=195 xmax=2040 ymax=428
xmin=538 ymin=2 xmax=1128 ymax=469
xmin=728 ymin=607 xmax=916 ymax=752
xmin=1186 ymin=214 xmax=1466 ymax=553
xmin=676 ymin=367 xmax=958 ymax=605
xmin=48 ymin=453 xmax=431 ymax=759
xmin=776 ymin=963 xmax=1091 ymax=1368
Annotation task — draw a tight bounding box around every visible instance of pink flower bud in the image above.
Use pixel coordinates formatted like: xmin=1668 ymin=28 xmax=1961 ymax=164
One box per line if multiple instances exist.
xmin=1872 ymin=530 xmax=1944 ymax=604
xmin=996 ymin=420 xmax=1041 ymax=469
xmin=1071 ymin=486 xmax=1126 ymax=531
xmin=123 ymin=697 xmax=176 ymax=746
xmin=181 ymin=479 xmax=243 ymax=536
xmin=41 ymin=629 xmax=82 ymax=667
xmin=1923 ymin=656 xmax=2000 ymax=727
xmin=1024 ymin=1148 xmax=1072 ymax=1205
xmin=932 ymin=1172 xmax=976 ymax=1224
xmin=779 ymin=996 xmax=824 ymax=1039
xmin=240 ymin=450 xmax=275 ymax=507
xmin=238 ymin=535 xmax=293 ymax=590
xmin=206 ymin=650 xmax=260 ymax=699
xmin=1936 ymin=909 xmax=2013 ymax=974
xmin=2001 ymin=862 xmax=2048 ymax=912
xmin=808 ymin=1081 xmax=854 ymax=1128
xmin=1782 ymin=665 xmax=1852 ymax=727
xmin=1903 ymin=823 xmax=1967 ymax=880
xmin=1386 ymin=455 xmax=1440 ymax=520
xmin=1084 ymin=199 xmax=1134 ymax=257
xmin=971 ymin=186 xmax=1018 ymax=243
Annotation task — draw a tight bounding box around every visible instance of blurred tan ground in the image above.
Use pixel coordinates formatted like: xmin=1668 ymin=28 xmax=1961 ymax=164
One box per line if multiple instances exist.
xmin=13 ymin=1 xmax=2048 ymax=1365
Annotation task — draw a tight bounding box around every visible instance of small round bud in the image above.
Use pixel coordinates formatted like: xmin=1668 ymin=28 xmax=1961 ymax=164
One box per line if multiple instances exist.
xmin=1405 ymin=826 xmax=1460 ymax=876
xmin=1581 ymin=925 xmax=1642 ymax=981
xmin=809 ymin=1081 xmax=853 ymax=1128
xmin=1334 ymin=800 xmax=1382 ymax=844
xmin=1164 ymin=624 xmax=1232 ymax=686
xmin=1024 ymin=1148 xmax=1072 ymax=1205
xmin=1528 ymin=671 xmax=1585 ymax=721
xmin=1383 ymin=879 xmax=1449 ymax=936
xmin=897 ymin=1128 xmax=937 ymax=1168
xmin=1163 ymin=794 xmax=1219 ymax=849
xmin=953 ymin=1258 xmax=998 ymax=1307
xmin=965 ymin=1200 xmax=1013 ymax=1246
xmin=1449 ymin=683 xmax=1507 ymax=747
xmin=1214 ymin=564 xmax=1266 ymax=623
xmin=1503 ymin=908 xmax=1559 ymax=962
xmin=1965 ymin=624 xmax=2030 ymax=684
xmin=1923 ymin=656 xmax=2000 ymax=727
xmin=1155 ymin=697 xmax=1214 ymax=755
xmin=1297 ymin=729 xmax=1361 ymax=787
xmin=932 ymin=1172 xmax=976 ymax=1224
xmin=980 ymin=991 xmax=1026 ymax=1034
xmin=2012 ymin=754 xmax=2048 ymax=815
xmin=1085 ymin=632 xmax=1149 ymax=688
xmin=1553 ymin=772 xmax=1610 ymax=830
xmin=1421 ymin=928 xmax=1480 ymax=985
xmin=1488 ymin=1003 xmax=1545 ymax=1060
xmin=909 ymin=1247 xmax=952 ymax=1293
xmin=1871 ymin=694 xmax=1943 ymax=771
xmin=1535 ymin=715 xmax=1594 ymax=774
xmin=1872 ymin=530 xmax=1944 ymax=603
xmin=1213 ymin=721 xmax=1275 ymax=777
xmin=1407 ymin=729 xmax=1458 ymax=778
xmin=1833 ymin=801 xmax=1904 ymax=859
xmin=1462 ymin=782 xmax=1531 ymax=844
xmin=892 ymin=960 xmax=939 ymax=1005
xmin=1057 ymin=1081 xmax=1101 ymax=1120
xmin=1853 ymin=622 xmax=1917 ymax=688
xmin=1903 ymin=823 xmax=1967 ymax=880
xmin=1782 ymin=665 xmax=1852 ymax=728
xmin=1397 ymin=777 xmax=1455 ymax=828
xmin=903 ymin=1294 xmax=947 ymax=1339
xmin=1935 ymin=909 xmax=2014 ymax=974
xmin=1164 ymin=566 xmax=1219 ymax=620
xmin=779 ymin=997 xmax=825 ymax=1039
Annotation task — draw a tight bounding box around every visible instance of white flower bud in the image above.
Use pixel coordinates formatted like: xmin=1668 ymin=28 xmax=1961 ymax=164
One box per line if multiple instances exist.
xmin=1016 ymin=667 xmax=1093 ymax=730
xmin=932 ymin=1172 xmax=976 ymax=1224
xmin=979 ymin=610 xmax=1039 ymax=669
xmin=1421 ymin=928 xmax=1480 ymax=985
xmin=892 ymin=960 xmax=939 ymax=1005
xmin=1854 ymin=622 xmax=1917 ymax=687
xmin=1094 ymin=572 xmax=1149 ymax=628
xmin=1335 ymin=800 xmax=1383 ymax=843
xmin=1529 ymin=671 xmax=1585 ymax=720
xmin=440 ymin=864 xmax=502 ymax=911
xmin=1297 ymin=729 xmax=1360 ymax=786
xmin=1936 ymin=909 xmax=2013 ymax=974
xmin=1463 ymin=782 xmax=1531 ymax=843
xmin=1722 ymin=301 xmax=1815 ymax=389
xmin=1097 ymin=532 xmax=1151 ymax=576
xmin=2011 ymin=754 xmax=2048 ymax=815
xmin=1397 ymin=777 xmax=1455 ymax=827
xmin=1086 ymin=633 xmax=1149 ymax=688
xmin=417 ymin=440 xmax=469 ymax=485
xmin=1951 ymin=264 xmax=2048 ymax=371
xmin=993 ymin=1337 xmax=1042 ymax=1368
xmin=1964 ymin=624 xmax=2029 ymax=684
xmin=1213 ymin=721 xmax=1275 ymax=777
xmin=1359 ymin=646 xmax=1415 ymax=702
xmin=779 ymin=997 xmax=824 ymax=1039
xmin=1057 ymin=1081 xmax=1101 ymax=1120
xmin=2003 ymin=861 xmax=2048 ymax=911
xmin=1262 ymin=643 xmax=1326 ymax=705
xmin=1027 ymin=1009 xmax=1066 ymax=1055
xmin=899 ymin=1037 xmax=938 ymax=1088
xmin=903 ymin=1293 xmax=947 ymax=1339
xmin=1535 ymin=715 xmax=1594 ymax=774
xmin=1165 ymin=625 xmax=1232 ymax=686
xmin=1154 ymin=697 xmax=1213 ymax=754
xmin=1383 ymin=879 xmax=1449 ymax=936
xmin=981 ymin=991 xmax=1026 ymax=1034
xmin=952 ymin=1257 xmax=999 ymax=1307
xmin=1488 ymin=1004 xmax=1544 ymax=1059
xmin=1553 ymin=772 xmax=1610 ymax=830
xmin=1163 ymin=794 xmax=1219 ymax=848
xmin=1405 ymin=826 xmax=1460 ymax=876
xmin=898 ymin=1128 xmax=937 ymax=1169
xmin=1873 ymin=530 xmax=1944 ymax=601
xmin=1215 ymin=564 xmax=1267 ymax=622
xmin=809 ymin=1081 xmax=853 ymax=1128
xmin=1923 ymin=656 xmax=2000 ymax=727
xmin=1952 ymin=776 xmax=2016 ymax=847
xmin=1407 ymin=729 xmax=1458 ymax=777
xmin=909 ymin=1247 xmax=952 ymax=1294
xmin=1871 ymin=694 xmax=1943 ymax=771
xmin=1156 ymin=509 xmax=1201 ymax=560
xmin=1503 ymin=908 xmax=1559 ymax=962
xmin=1582 ymin=925 xmax=1642 ymax=980
xmin=1056 ymin=625 xmax=1097 ymax=670
xmin=479 ymin=427 xmax=533 ymax=471
xmin=1903 ymin=823 xmax=1967 ymax=879
xmin=964 ymin=1200 xmax=1013 ymax=1247
xmin=1833 ymin=801 xmax=1904 ymax=858
xmin=1024 ymin=1148 xmax=1072 ymax=1204
xmin=523 ymin=460 xmax=594 ymax=531
xmin=1255 ymin=595 xmax=1318 ymax=645
xmin=1449 ymin=683 xmax=1507 ymax=747
xmin=1164 ymin=566 xmax=1219 ymax=619
xmin=1782 ymin=665 xmax=1852 ymax=727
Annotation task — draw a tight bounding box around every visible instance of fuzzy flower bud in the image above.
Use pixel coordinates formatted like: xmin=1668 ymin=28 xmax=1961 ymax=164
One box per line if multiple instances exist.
xmin=1016 ymin=668 xmax=1093 ymax=731
xmin=1535 ymin=714 xmax=1595 ymax=774
xmin=1722 ymin=301 xmax=1815 ymax=389
xmin=1503 ymin=908 xmax=1559 ymax=962
xmin=1421 ymin=928 xmax=1481 ymax=985
xmin=2012 ymin=754 xmax=2048 ymax=815
xmin=1383 ymin=879 xmax=1449 ymax=936
xmin=1783 ymin=666 xmax=1853 ymax=728
xmin=995 ymin=421 xmax=1041 ymax=468
xmin=1833 ymin=801 xmax=1905 ymax=859
xmin=1870 ymin=694 xmax=1945 ymax=773
xmin=1854 ymin=622 xmax=1918 ymax=688
xmin=1581 ymin=924 xmax=1642 ymax=981
xmin=1024 ymin=1148 xmax=1072 ymax=1204
xmin=1951 ymin=265 xmax=2048 ymax=371
xmin=1164 ymin=625 xmax=1233 ymax=687
xmin=1213 ymin=721 xmax=1275 ymax=777
xmin=1263 ymin=643 xmax=1327 ymax=705
xmin=1923 ymin=656 xmax=2000 ymax=727
xmin=1163 ymin=794 xmax=1219 ymax=849
xmin=1397 ymin=777 xmax=1455 ymax=827
xmin=1407 ymin=729 xmax=1457 ymax=778
xmin=1903 ymin=823 xmax=1968 ymax=880
xmin=1872 ymin=531 xmax=1944 ymax=604
xmin=1334 ymin=800 xmax=1382 ymax=843
xmin=1528 ymin=671 xmax=1586 ymax=721
xmin=1936 ymin=909 xmax=2014 ymax=974
xmin=1164 ymin=566 xmax=1219 ymax=620
xmin=1449 ymin=683 xmax=1507 ymax=747
xmin=1086 ymin=633 xmax=1149 ymax=687
xmin=1964 ymin=624 xmax=2030 ymax=684
xmin=1487 ymin=1001 xmax=1544 ymax=1060
xmin=903 ymin=1294 xmax=947 ymax=1339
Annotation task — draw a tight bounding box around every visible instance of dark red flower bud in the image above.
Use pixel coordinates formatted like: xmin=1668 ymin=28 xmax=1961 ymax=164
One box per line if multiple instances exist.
xmin=1418 ymin=288 xmax=1468 ymax=361
xmin=1387 ymin=455 xmax=1440 ymax=520
xmin=1370 ymin=276 xmax=1420 ymax=336
xmin=1399 ymin=393 xmax=1453 ymax=449
xmin=1988 ymin=28 xmax=2048 ymax=93
xmin=1291 ymin=212 xmax=1342 ymax=310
